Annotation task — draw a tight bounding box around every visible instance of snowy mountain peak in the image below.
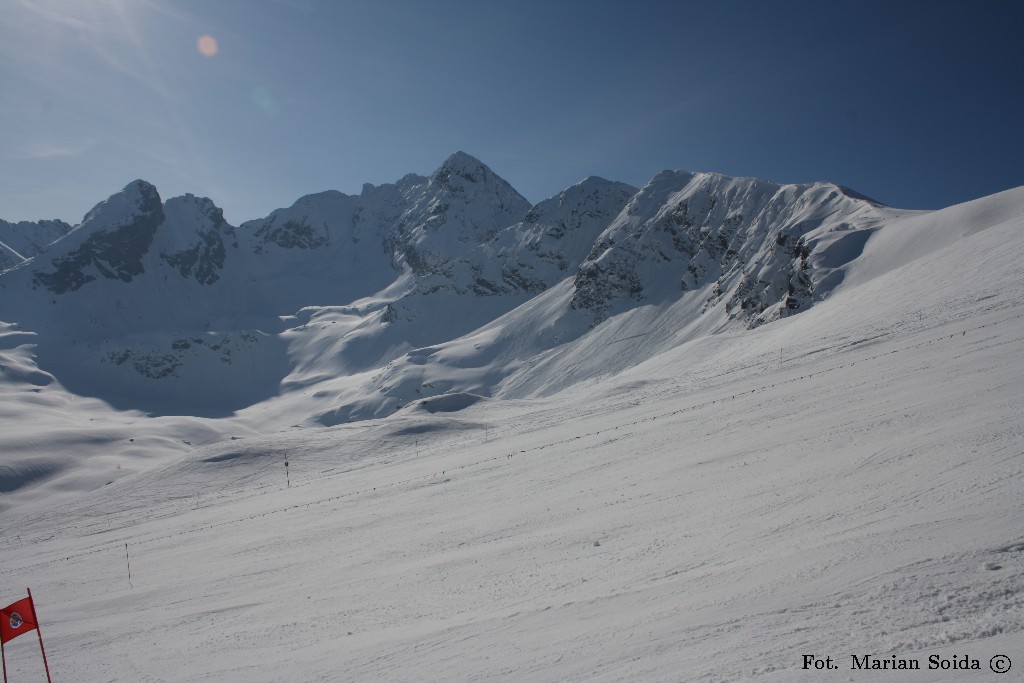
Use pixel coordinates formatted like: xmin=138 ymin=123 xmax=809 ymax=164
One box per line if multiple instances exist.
xmin=387 ymin=153 xmax=532 ymax=279
xmin=575 ymin=175 xmax=622 ymax=189
xmin=31 ymin=180 xmax=164 ymax=294
xmin=81 ymin=179 xmax=161 ymax=224
xmin=428 ymin=152 xmax=530 ymax=210
xmin=830 ymin=183 xmax=885 ymax=206
xmin=165 ymin=192 xmax=224 ymax=216
xmin=157 ymin=193 xmax=235 ymax=285
xmin=431 ymin=151 xmax=492 ymax=183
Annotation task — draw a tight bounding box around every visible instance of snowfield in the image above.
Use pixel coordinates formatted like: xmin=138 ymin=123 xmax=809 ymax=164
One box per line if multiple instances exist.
xmin=0 ymin=170 xmax=1022 ymax=680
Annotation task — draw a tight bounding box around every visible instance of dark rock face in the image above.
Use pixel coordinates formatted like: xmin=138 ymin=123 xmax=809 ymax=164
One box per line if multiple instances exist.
xmin=255 ymin=218 xmax=329 ymax=251
xmin=33 ymin=181 xmax=164 ymax=294
xmin=571 ymin=259 xmax=645 ymax=315
xmin=160 ymin=201 xmax=235 ymax=285
xmin=161 ymin=227 xmax=229 ymax=285
xmin=499 ymin=264 xmax=546 ymax=294
xmin=241 ymin=190 xmax=360 ymax=256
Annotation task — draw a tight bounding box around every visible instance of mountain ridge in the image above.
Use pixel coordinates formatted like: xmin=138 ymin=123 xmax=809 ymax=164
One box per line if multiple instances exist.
xmin=0 ymin=153 xmax=913 ymax=423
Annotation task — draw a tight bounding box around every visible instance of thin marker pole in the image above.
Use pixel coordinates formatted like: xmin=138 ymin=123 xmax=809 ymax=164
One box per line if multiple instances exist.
xmin=125 ymin=543 xmax=133 ymax=588
xmin=2 ymin=639 xmax=8 ymax=683
xmin=27 ymin=589 xmax=52 ymax=683
xmin=285 ymin=459 xmax=290 ymax=488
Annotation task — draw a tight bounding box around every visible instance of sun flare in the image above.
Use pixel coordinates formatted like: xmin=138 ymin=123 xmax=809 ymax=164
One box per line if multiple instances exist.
xmin=197 ymin=34 xmax=218 ymax=58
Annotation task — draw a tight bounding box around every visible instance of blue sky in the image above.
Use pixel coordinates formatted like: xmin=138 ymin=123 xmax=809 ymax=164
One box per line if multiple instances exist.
xmin=2 ymin=0 xmax=1022 ymax=224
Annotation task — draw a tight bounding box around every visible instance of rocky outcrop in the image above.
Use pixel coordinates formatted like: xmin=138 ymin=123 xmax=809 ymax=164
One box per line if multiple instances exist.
xmin=570 ymin=172 xmax=886 ymax=326
xmin=32 ymin=180 xmax=164 ymax=294
xmin=159 ymin=194 xmax=237 ymax=285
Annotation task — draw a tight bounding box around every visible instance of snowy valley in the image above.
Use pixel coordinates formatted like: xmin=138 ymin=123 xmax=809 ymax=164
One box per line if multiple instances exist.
xmin=0 ymin=154 xmax=1022 ymax=681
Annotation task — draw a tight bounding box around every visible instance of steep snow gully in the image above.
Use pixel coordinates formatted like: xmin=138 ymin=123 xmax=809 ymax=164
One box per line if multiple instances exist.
xmin=0 ymin=155 xmax=1022 ymax=681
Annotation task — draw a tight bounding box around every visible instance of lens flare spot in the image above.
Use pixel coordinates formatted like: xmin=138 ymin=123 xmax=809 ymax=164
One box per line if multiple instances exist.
xmin=197 ymin=34 xmax=219 ymax=58
xmin=251 ymin=86 xmax=282 ymax=118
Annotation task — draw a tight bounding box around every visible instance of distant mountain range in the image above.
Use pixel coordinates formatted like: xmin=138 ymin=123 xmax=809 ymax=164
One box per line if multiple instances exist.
xmin=0 ymin=152 xmax=905 ymax=421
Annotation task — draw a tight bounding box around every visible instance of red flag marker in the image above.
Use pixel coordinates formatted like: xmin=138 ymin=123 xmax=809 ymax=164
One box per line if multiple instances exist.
xmin=0 ymin=589 xmax=52 ymax=683
xmin=0 ymin=597 xmax=35 ymax=646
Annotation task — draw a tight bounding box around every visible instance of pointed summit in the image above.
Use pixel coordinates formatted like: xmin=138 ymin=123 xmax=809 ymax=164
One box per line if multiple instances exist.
xmin=428 ymin=152 xmax=530 ymax=210
xmin=157 ymin=193 xmax=236 ymax=285
xmin=431 ymin=151 xmax=491 ymax=183
xmin=81 ymin=180 xmax=161 ymax=225
xmin=32 ymin=180 xmax=165 ymax=294
xmin=419 ymin=152 xmax=531 ymax=223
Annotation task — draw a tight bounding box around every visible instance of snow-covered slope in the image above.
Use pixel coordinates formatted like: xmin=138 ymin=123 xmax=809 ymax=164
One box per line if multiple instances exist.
xmin=0 ymin=177 xmax=1021 ymax=681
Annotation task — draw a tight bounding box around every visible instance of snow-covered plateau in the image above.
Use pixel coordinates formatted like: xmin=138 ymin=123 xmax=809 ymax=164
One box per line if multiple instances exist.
xmin=0 ymin=154 xmax=1021 ymax=681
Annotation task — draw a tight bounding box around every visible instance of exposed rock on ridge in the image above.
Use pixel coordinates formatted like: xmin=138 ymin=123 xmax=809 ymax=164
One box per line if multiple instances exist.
xmin=32 ymin=180 xmax=164 ymax=294
xmin=571 ymin=172 xmax=888 ymax=326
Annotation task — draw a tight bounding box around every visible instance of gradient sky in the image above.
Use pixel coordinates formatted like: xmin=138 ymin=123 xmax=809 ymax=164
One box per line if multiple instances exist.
xmin=2 ymin=0 xmax=1022 ymax=225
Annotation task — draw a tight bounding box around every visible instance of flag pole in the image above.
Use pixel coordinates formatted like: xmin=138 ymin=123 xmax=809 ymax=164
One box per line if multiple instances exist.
xmin=26 ymin=589 xmax=52 ymax=683
xmin=2 ymin=638 xmax=8 ymax=683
